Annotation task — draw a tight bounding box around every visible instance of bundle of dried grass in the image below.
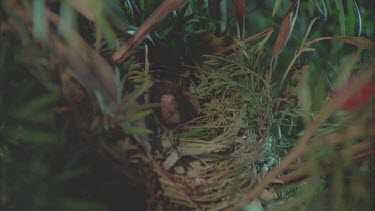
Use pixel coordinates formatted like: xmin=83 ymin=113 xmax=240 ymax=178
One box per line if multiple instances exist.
xmin=150 ymin=49 xmax=274 ymax=209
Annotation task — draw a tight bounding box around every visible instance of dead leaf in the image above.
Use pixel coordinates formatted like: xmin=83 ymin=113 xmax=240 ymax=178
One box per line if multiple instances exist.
xmin=305 ymin=36 xmax=375 ymax=50
xmin=243 ymin=197 xmax=264 ymax=211
xmin=259 ymin=188 xmax=278 ymax=201
xmin=218 ymin=27 xmax=274 ymax=54
xmin=271 ymin=179 xmax=284 ymax=185
xmin=112 ymin=0 xmax=186 ymax=63
xmin=68 ymin=0 xmax=95 ymax=21
xmin=47 ymin=10 xmax=117 ymax=106
xmin=182 ymin=91 xmax=201 ymax=114
xmin=234 ymin=0 xmax=245 ymax=38
xmin=163 ymin=149 xmax=180 ymax=170
xmin=271 ymin=0 xmax=300 ymax=59
xmin=174 ymin=166 xmax=185 ymax=175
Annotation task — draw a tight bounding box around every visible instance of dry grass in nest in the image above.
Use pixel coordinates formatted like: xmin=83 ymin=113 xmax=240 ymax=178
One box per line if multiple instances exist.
xmin=151 ymin=49 xmax=273 ymax=209
xmin=158 ymin=135 xmax=265 ymax=209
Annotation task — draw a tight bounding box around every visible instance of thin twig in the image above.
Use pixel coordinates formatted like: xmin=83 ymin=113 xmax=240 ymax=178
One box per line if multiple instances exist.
xmin=280 ymin=17 xmax=319 ymax=86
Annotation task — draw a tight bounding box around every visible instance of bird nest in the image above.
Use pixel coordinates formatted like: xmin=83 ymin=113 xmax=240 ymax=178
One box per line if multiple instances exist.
xmin=150 ymin=51 xmax=273 ymax=209
xmin=157 ymin=132 xmax=265 ymax=209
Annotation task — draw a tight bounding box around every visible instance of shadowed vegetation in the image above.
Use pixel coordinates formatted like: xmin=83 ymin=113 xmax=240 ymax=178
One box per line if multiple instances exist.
xmin=1 ymin=0 xmax=374 ymax=210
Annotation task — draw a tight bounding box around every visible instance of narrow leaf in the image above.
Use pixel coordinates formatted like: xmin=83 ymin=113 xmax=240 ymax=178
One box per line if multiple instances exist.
xmin=271 ymin=0 xmax=300 ymax=59
xmin=234 ymin=0 xmax=245 ymax=39
xmin=305 ymin=36 xmax=375 ymax=50
xmin=332 ymin=52 xmax=359 ymax=90
xmin=11 ymin=94 xmax=58 ymax=118
xmin=346 ymin=0 xmax=355 ymax=36
xmin=337 ymin=0 xmax=346 ymax=35
xmin=353 ymin=1 xmax=362 ymax=36
xmin=324 ymin=0 xmax=332 ymax=13
xmin=112 ymin=0 xmax=187 ymax=63
xmin=68 ymin=0 xmax=94 ymax=21
xmin=8 ymin=128 xmax=58 ymax=144
xmin=59 ymin=1 xmax=76 ymax=36
xmin=298 ymin=69 xmax=312 ymax=127
xmin=272 ymin=0 xmax=282 ymax=16
xmin=163 ymin=149 xmax=180 ymax=170
xmin=122 ymin=110 xmax=153 ymax=123
xmin=123 ymin=126 xmax=153 ymax=135
xmin=121 ymin=81 xmax=153 ymax=110
xmin=32 ymin=0 xmax=46 ymax=39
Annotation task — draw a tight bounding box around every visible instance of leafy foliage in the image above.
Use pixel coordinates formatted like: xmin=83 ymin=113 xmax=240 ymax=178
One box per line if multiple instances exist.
xmin=1 ymin=0 xmax=374 ymax=210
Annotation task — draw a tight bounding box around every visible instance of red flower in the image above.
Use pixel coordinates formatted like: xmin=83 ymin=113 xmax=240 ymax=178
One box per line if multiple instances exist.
xmin=336 ymin=76 xmax=374 ymax=110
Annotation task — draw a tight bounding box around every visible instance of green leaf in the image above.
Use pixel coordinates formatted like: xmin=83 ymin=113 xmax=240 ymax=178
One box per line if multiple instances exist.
xmin=96 ymin=17 xmax=117 ymax=48
xmin=8 ymin=128 xmax=58 ymax=145
xmin=57 ymin=167 xmax=90 ymax=181
xmin=255 ymin=29 xmax=273 ymax=52
xmin=324 ymin=0 xmax=332 ymax=13
xmin=122 ymin=110 xmax=153 ymax=123
xmin=175 ymin=129 xmax=205 ymax=138
xmin=121 ymin=80 xmax=153 ymax=110
xmin=125 ymin=0 xmax=136 ymax=25
xmin=95 ymin=91 xmax=107 ymax=114
xmin=353 ymin=1 xmax=362 ymax=36
xmin=132 ymin=103 xmax=159 ymax=111
xmin=32 ymin=0 xmax=46 ymax=40
xmin=62 ymin=198 xmax=104 ymax=211
xmin=163 ymin=149 xmax=180 ymax=170
xmin=333 ymin=52 xmax=359 ymax=90
xmin=298 ymin=69 xmax=312 ymax=126
xmin=337 ymin=0 xmax=346 ymax=35
xmin=272 ymin=0 xmax=282 ymax=16
xmin=346 ymin=0 xmax=355 ymax=36
xmin=307 ymin=36 xmax=375 ymax=49
xmin=59 ymin=1 xmax=77 ymax=37
xmin=10 ymin=94 xmax=58 ymax=123
xmin=115 ymin=67 xmax=126 ymax=105
xmin=123 ymin=126 xmax=153 ymax=135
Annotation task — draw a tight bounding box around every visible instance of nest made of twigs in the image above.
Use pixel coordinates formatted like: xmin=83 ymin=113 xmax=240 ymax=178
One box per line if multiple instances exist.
xmin=150 ymin=51 xmax=273 ymax=210
xmin=158 ymin=134 xmax=265 ymax=210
